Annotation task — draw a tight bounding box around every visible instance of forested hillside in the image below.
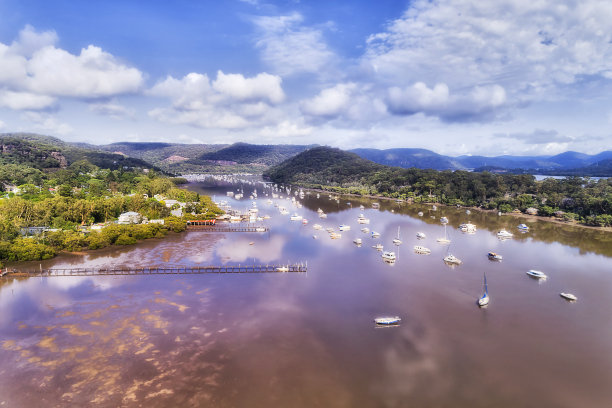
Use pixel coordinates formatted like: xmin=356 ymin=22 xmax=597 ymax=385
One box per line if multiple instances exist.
xmin=265 ymin=147 xmax=612 ymax=227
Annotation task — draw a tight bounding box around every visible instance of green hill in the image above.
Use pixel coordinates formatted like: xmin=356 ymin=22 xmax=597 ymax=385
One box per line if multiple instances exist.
xmin=263 ymin=146 xmax=384 ymax=185
xmin=195 ymin=142 xmax=311 ymax=166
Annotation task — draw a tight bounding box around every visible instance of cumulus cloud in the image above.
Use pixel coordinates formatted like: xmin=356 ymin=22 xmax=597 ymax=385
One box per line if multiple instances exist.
xmin=259 ymin=120 xmax=313 ymax=138
xmin=0 ymin=90 xmax=57 ymax=110
xmin=386 ymin=82 xmax=506 ymax=121
xmin=497 ymin=129 xmax=573 ymax=144
xmin=21 ymin=111 xmax=73 ymax=135
xmin=88 ymin=101 xmax=135 ymax=119
xmin=364 ymin=0 xmax=612 ymax=121
xmin=252 ymin=13 xmax=336 ymax=76
xmin=300 ymin=83 xmax=356 ymax=118
xmin=0 ymin=25 xmax=144 ymax=111
xmin=148 ymin=70 xmax=284 ymax=129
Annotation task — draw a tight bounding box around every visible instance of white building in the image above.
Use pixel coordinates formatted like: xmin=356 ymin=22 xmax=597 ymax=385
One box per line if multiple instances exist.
xmin=118 ymin=211 xmax=142 ymax=224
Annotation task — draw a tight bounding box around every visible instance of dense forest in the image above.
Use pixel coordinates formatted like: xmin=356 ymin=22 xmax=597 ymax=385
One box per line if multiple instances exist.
xmin=0 ymin=134 xmax=222 ymax=266
xmin=264 ymin=147 xmax=612 ymax=227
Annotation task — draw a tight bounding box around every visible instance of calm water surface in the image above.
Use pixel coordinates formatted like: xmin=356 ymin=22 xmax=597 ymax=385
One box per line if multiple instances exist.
xmin=1 ymin=177 xmax=611 ymax=407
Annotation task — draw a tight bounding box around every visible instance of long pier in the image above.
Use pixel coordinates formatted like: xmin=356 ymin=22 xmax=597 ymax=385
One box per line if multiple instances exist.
xmin=5 ymin=264 xmax=306 ymax=278
xmin=186 ymin=225 xmax=269 ymax=232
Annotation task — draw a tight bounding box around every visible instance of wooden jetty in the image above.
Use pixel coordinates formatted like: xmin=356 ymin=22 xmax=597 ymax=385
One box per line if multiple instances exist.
xmin=5 ymin=264 xmax=306 ymax=278
xmin=186 ymin=224 xmax=268 ymax=232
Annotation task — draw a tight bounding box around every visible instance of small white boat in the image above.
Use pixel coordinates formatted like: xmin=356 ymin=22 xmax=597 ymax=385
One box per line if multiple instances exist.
xmin=255 ymin=227 xmax=266 ymax=232
xmin=326 ymin=227 xmax=334 ymax=233
xmin=313 ymin=235 xmax=318 ymax=239
xmin=361 ymin=227 xmax=370 ymax=233
xmin=466 ymin=209 xmax=471 ymax=215
xmin=417 ymin=211 xmax=424 ymax=217
xmin=497 ymin=229 xmax=513 ymax=239
xmin=319 ymin=212 xmax=327 ymax=219
xmin=487 ymin=252 xmax=502 ymax=261
xmin=440 ymin=217 xmax=449 ymax=224
xmin=437 ymin=224 xmax=450 ymax=244
xmin=339 ymin=224 xmax=351 ymax=231
xmin=276 ymin=266 xmax=289 ymax=272
xmin=353 ymin=238 xmax=362 ymax=245
xmin=317 ymin=208 xmax=324 ymax=214
xmin=414 ymin=245 xmax=431 ymax=254
xmin=478 ymin=273 xmax=489 ymax=307
xmin=444 ymin=254 xmax=462 ymax=264
xmin=290 ymin=214 xmax=302 ymax=221
xmin=518 ymin=223 xmax=529 ymax=232
xmin=526 ymin=270 xmax=547 ymax=279
xmin=416 ymin=232 xmax=426 ymax=239
xmin=372 ymin=243 xmax=383 ymax=251
xmin=392 ymin=227 xmax=402 ymax=245
xmin=432 ymin=205 xmax=437 ymax=211
xmin=371 ymin=231 xmax=380 ymax=238
xmin=313 ymin=224 xmax=322 ymax=230
xmin=316 ymin=193 xmax=320 ymax=199
xmin=357 ymin=216 xmax=370 ymax=224
xmin=459 ymin=223 xmax=477 ymax=233
xmin=381 ymin=251 xmax=396 ymax=261
xmin=359 ymin=205 xmax=365 ymax=210
xmin=560 ymin=292 xmax=577 ymax=301
xmin=374 ymin=316 xmax=401 ymax=325
xmin=329 ymin=232 xmax=342 ymax=239
xmin=302 ymin=219 xmax=308 ymax=225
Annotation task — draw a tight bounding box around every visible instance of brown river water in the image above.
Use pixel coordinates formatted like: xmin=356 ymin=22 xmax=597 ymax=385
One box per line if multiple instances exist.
xmin=1 ymin=177 xmax=611 ymax=407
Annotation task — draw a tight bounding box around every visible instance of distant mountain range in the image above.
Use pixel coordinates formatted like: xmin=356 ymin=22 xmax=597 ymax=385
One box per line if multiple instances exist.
xmin=349 ymin=148 xmax=612 ymax=175
xmin=2 ymin=133 xmax=610 ymax=176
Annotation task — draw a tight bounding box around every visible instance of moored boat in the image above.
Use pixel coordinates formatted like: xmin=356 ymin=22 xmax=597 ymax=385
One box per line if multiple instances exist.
xmin=444 ymin=254 xmax=462 ymax=264
xmin=497 ymin=229 xmax=513 ymax=238
xmin=560 ymin=292 xmax=577 ymax=301
xmin=487 ymin=252 xmax=502 ymax=261
xmin=374 ymin=316 xmax=401 ymax=325
xmin=353 ymin=238 xmax=362 ymax=245
xmin=381 ymin=251 xmax=396 ymax=261
xmin=526 ymin=269 xmax=547 ymax=279
xmin=416 ymin=232 xmax=426 ymax=239
xmin=414 ymin=245 xmax=431 ymax=254
xmin=478 ymin=273 xmax=489 ymax=307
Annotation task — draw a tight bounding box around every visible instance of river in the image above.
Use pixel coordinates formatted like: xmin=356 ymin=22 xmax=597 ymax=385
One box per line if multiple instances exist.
xmin=1 ymin=176 xmax=611 ymax=407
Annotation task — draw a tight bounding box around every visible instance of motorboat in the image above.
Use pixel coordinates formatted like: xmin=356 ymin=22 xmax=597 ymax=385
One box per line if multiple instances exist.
xmin=357 ymin=215 xmax=370 ymax=224
xmin=478 ymin=273 xmax=489 ymax=307
xmin=497 ymin=229 xmax=513 ymax=239
xmin=302 ymin=219 xmax=308 ymax=225
xmin=392 ymin=227 xmax=402 ymax=245
xmin=466 ymin=209 xmax=471 ymax=215
xmin=526 ymin=270 xmax=547 ymax=279
xmin=371 ymin=231 xmax=380 ymax=238
xmin=374 ymin=316 xmax=401 ymax=325
xmin=487 ymin=252 xmax=502 ymax=261
xmin=372 ymin=243 xmax=383 ymax=251
xmin=417 ymin=212 xmax=424 ymax=217
xmin=313 ymin=224 xmax=322 ymax=230
xmin=518 ymin=224 xmax=529 ymax=232
xmin=353 ymin=238 xmax=362 ymax=245
xmin=290 ymin=214 xmax=303 ymax=221
xmin=326 ymin=227 xmax=334 ymax=233
xmin=413 ymin=245 xmax=431 ymax=254
xmin=440 ymin=217 xmax=449 ymax=224
xmin=560 ymin=292 xmax=577 ymax=301
xmin=444 ymin=254 xmax=462 ymax=264
xmin=255 ymin=227 xmax=266 ymax=232
xmin=381 ymin=251 xmax=396 ymax=261
xmin=459 ymin=223 xmax=477 ymax=233
xmin=339 ymin=224 xmax=351 ymax=231
xmin=416 ymin=232 xmax=426 ymax=239
xmin=329 ymin=232 xmax=342 ymax=239
xmin=361 ymin=227 xmax=370 ymax=233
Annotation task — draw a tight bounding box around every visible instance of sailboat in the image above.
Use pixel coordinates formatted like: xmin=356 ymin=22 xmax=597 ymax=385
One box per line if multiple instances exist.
xmin=393 ymin=227 xmax=402 ymax=245
xmin=437 ymin=224 xmax=451 ymax=244
xmin=478 ymin=273 xmax=489 ymax=307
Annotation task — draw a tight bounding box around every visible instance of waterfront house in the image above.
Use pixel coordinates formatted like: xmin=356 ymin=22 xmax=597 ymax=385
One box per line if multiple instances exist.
xmin=118 ymin=211 xmax=142 ymax=224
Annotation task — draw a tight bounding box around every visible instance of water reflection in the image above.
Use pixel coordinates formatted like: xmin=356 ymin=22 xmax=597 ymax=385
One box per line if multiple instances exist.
xmin=1 ymin=176 xmax=611 ymax=407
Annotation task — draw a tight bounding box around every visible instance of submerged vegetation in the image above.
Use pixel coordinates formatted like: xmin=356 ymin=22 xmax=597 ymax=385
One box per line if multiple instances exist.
xmin=265 ymin=147 xmax=612 ymax=227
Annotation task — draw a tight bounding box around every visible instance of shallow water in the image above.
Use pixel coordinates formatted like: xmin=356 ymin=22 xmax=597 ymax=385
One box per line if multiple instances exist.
xmin=1 ymin=178 xmax=611 ymax=407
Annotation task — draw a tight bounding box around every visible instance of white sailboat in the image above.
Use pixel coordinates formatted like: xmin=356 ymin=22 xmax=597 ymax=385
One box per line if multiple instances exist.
xmin=437 ymin=224 xmax=451 ymax=244
xmin=393 ymin=227 xmax=402 ymax=245
xmin=478 ymin=273 xmax=489 ymax=307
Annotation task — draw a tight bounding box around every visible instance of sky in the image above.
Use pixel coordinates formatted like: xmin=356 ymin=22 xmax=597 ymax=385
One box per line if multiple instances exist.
xmin=0 ymin=0 xmax=611 ymax=156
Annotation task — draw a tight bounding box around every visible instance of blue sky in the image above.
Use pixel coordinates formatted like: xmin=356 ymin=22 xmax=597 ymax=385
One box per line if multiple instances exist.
xmin=0 ymin=0 xmax=611 ymax=155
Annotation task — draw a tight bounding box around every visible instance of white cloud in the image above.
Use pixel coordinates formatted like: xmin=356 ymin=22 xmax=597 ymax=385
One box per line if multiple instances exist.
xmin=0 ymin=89 xmax=57 ymax=110
xmin=300 ymin=83 xmax=355 ymax=117
xmin=212 ymin=71 xmax=284 ymax=104
xmin=88 ymin=101 xmax=134 ymax=119
xmin=364 ymin=0 xmax=612 ymax=121
xmin=21 ymin=111 xmax=73 ymax=135
xmin=252 ymin=13 xmax=337 ymax=76
xmin=0 ymin=25 xmax=144 ymax=111
xmin=0 ymin=119 xmax=5 ymax=129
xmin=259 ymin=120 xmax=313 ymax=138
xmin=148 ymin=70 xmax=284 ymax=129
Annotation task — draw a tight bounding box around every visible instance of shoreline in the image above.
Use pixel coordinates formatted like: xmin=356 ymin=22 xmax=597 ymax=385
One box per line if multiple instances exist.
xmin=297 ymin=185 xmax=612 ymax=232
